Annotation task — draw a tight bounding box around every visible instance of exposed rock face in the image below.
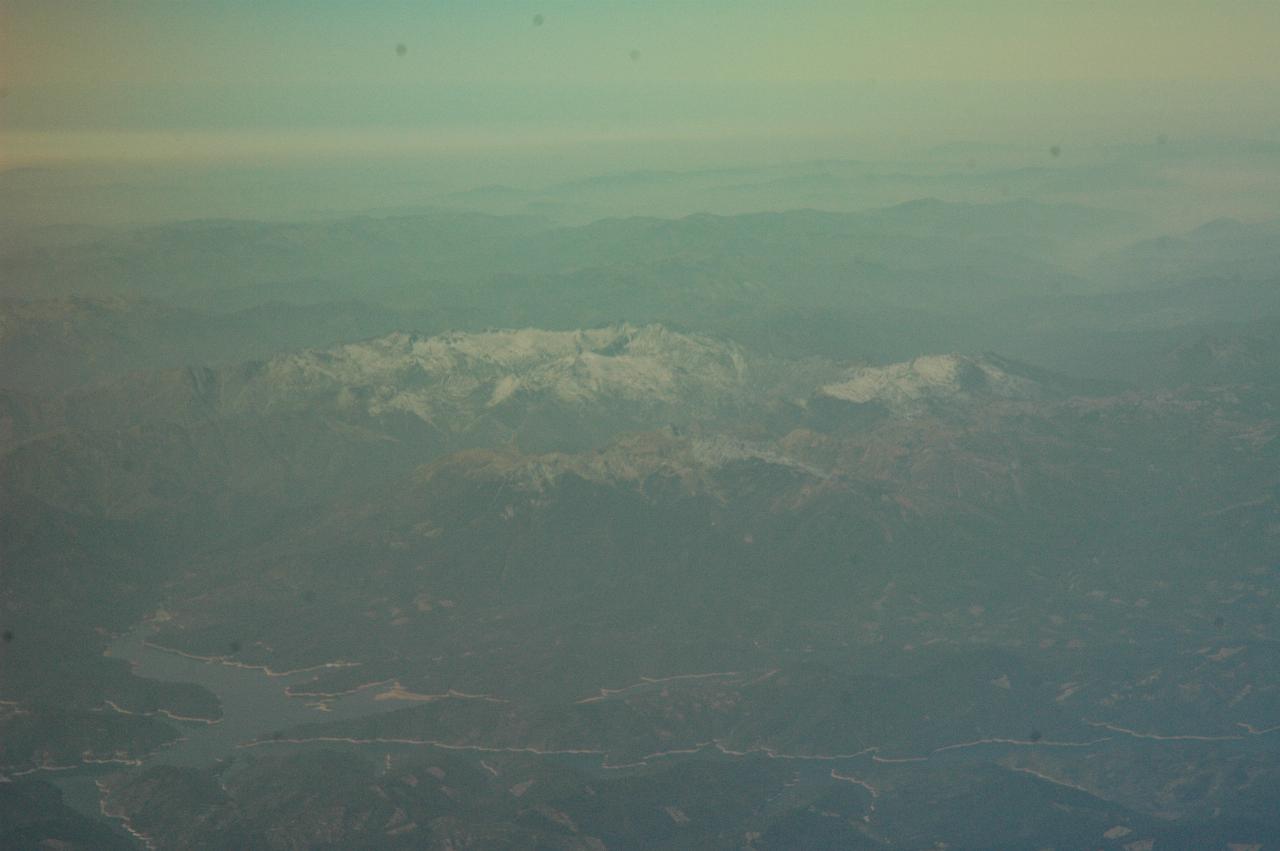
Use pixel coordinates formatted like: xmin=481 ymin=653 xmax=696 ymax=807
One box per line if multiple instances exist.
xmin=817 ymin=353 xmax=1052 ymax=418
xmin=256 ymin=324 xmax=752 ymax=427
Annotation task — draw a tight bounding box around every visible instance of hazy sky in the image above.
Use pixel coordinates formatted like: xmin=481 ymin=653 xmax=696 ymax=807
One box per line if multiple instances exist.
xmin=3 ymin=1 xmax=1280 ymax=166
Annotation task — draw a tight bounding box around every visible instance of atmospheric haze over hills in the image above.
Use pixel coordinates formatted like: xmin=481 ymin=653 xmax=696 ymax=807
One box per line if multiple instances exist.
xmin=4 ymin=2 xmax=1280 ymax=849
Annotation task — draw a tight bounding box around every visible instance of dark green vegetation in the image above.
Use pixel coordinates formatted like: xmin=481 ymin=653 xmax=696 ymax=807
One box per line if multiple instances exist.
xmin=3 ymin=147 xmax=1280 ymax=848
xmin=1 ymin=779 xmax=134 ymax=850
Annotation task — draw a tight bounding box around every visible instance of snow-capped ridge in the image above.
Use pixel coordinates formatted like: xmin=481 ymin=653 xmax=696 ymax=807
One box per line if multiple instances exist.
xmin=816 ymin=353 xmax=1050 ymax=416
xmin=257 ymin=324 xmax=751 ymax=428
xmin=419 ymin=429 xmax=826 ymax=499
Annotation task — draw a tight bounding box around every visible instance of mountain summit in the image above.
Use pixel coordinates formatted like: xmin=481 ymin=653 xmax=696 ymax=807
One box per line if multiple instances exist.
xmin=257 ymin=324 xmax=752 ymax=428
xmin=815 ymin=352 xmax=1098 ymax=419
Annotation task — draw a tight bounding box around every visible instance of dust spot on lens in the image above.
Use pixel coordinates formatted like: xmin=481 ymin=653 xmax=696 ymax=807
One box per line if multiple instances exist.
xmin=629 ymin=49 xmax=641 ymax=62
xmin=1156 ymin=133 xmax=1168 ymax=145
xmin=1 ymin=629 xmax=12 ymax=643
xmin=1029 ymin=729 xmax=1042 ymax=742
xmin=229 ymin=640 xmax=242 ymax=654
xmin=1213 ymin=615 xmax=1225 ymax=631
xmin=1049 ymin=145 xmax=1061 ymax=158
xmin=532 ymin=13 xmax=544 ymax=27
xmin=395 ymin=43 xmax=408 ymax=57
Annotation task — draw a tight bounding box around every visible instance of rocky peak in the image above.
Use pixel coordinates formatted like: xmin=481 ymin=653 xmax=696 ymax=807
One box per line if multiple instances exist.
xmin=258 ymin=324 xmax=752 ymax=425
xmin=815 ymin=353 xmax=1055 ymax=418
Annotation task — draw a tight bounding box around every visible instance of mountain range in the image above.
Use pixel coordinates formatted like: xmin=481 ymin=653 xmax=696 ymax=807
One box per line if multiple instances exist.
xmin=4 ymin=320 xmax=1280 ymax=848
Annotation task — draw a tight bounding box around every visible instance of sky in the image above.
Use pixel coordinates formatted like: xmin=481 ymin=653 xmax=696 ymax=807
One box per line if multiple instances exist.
xmin=3 ymin=1 xmax=1280 ymax=166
